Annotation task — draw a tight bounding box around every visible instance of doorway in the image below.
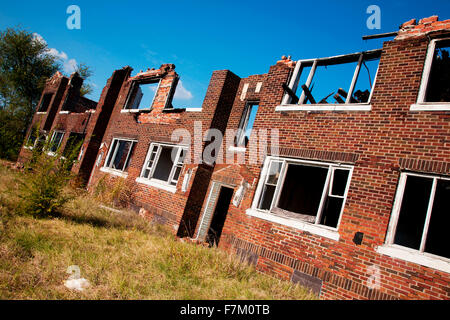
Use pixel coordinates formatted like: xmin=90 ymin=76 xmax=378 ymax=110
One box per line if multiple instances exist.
xmin=205 ymin=186 xmax=234 ymax=247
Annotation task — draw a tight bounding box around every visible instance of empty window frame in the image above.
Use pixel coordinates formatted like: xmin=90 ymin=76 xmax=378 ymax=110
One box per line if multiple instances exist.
xmin=387 ymin=172 xmax=450 ymax=260
xmin=417 ymin=39 xmax=450 ymax=104
xmin=124 ymin=80 xmax=161 ymax=110
xmin=140 ymin=143 xmax=187 ymax=186
xmin=254 ymin=158 xmax=352 ymax=229
xmin=26 ymin=127 xmax=39 ymax=148
xmin=235 ymin=102 xmax=259 ymax=147
xmin=63 ymin=132 xmax=85 ymax=159
xmin=282 ymin=49 xmax=381 ymax=106
xmin=104 ymin=138 xmax=137 ymax=172
xmin=48 ymin=131 xmax=64 ymax=153
xmin=38 ymin=93 xmax=53 ymax=112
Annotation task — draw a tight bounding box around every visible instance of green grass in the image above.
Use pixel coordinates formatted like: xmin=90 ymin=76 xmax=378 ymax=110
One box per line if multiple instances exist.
xmin=0 ymin=162 xmax=317 ymax=300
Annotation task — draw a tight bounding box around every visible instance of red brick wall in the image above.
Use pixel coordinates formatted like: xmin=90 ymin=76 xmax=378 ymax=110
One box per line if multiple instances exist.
xmin=87 ymin=64 xmax=241 ymax=234
xmin=200 ymin=23 xmax=450 ymax=299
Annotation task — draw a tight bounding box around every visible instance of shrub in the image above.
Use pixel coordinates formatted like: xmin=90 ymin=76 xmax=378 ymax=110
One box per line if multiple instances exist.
xmin=19 ymin=130 xmax=82 ymax=218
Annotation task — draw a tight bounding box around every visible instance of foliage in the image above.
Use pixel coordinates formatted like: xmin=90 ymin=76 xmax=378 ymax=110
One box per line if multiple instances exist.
xmin=75 ymin=62 xmax=94 ymax=97
xmin=0 ymin=27 xmax=93 ymax=161
xmin=19 ymin=130 xmax=83 ymax=218
xmin=0 ymin=27 xmax=59 ymax=160
xmin=0 ymin=164 xmax=317 ymax=299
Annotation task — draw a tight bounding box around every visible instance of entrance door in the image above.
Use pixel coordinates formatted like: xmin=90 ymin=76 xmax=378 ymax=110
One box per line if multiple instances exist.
xmin=206 ymin=186 xmax=234 ymax=247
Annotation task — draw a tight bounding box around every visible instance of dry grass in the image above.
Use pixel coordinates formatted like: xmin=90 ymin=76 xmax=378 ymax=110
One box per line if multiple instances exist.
xmin=0 ymin=164 xmax=317 ymax=300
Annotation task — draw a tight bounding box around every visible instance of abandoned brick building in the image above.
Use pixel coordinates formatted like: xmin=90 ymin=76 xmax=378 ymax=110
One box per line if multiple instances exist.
xmin=19 ymin=16 xmax=450 ymax=300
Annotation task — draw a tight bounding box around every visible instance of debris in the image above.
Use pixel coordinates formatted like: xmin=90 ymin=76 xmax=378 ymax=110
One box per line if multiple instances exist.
xmin=64 ymin=278 xmax=90 ymax=291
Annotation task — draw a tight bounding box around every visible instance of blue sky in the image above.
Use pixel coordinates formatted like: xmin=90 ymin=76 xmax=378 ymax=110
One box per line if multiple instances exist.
xmin=1 ymin=1 xmax=450 ymax=107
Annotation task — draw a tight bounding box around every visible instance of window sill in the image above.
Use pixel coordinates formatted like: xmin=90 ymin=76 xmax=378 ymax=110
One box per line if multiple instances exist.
xmin=121 ymin=109 xmax=151 ymax=113
xmin=246 ymin=208 xmax=340 ymax=241
xmin=59 ymin=111 xmax=70 ymax=114
xmin=376 ymin=245 xmax=450 ymax=274
xmin=275 ymin=104 xmax=372 ymax=112
xmin=36 ymin=111 xmax=47 ymax=114
xmin=100 ymin=166 xmax=128 ymax=178
xmin=135 ymin=177 xmax=177 ymax=193
xmin=228 ymin=146 xmax=246 ymax=153
xmin=410 ymin=103 xmax=450 ymax=111
xmin=185 ymin=108 xmax=202 ymax=112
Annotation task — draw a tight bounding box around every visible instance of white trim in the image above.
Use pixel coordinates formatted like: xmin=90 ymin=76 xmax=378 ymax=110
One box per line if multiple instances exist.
xmin=416 ymin=39 xmax=437 ymax=104
xmin=100 ymin=166 xmax=128 ymax=178
xmin=120 ymin=109 xmax=143 ymax=113
xmin=282 ymin=49 xmax=381 ymax=109
xmin=246 ymin=208 xmax=340 ymax=241
xmin=185 ymin=108 xmax=202 ymax=112
xmin=275 ymin=104 xmax=372 ymax=112
xmin=412 ymin=38 xmax=450 ymax=110
xmin=139 ymin=142 xmax=188 ymax=188
xmin=195 ymin=182 xmax=218 ymax=240
xmin=135 ymin=177 xmax=177 ymax=193
xmin=228 ymin=146 xmax=246 ymax=153
xmin=249 ymin=155 xmax=353 ymax=236
xmin=103 ymin=137 xmax=137 ymax=172
xmin=59 ymin=111 xmax=70 ymax=114
xmin=410 ymin=103 xmax=450 ymax=111
xmin=376 ymin=245 xmax=450 ymax=274
xmin=383 ymin=172 xmax=450 ymax=271
xmin=36 ymin=112 xmax=47 ymax=115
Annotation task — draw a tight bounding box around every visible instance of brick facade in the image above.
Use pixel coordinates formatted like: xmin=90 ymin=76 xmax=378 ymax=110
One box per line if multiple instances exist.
xmin=18 ymin=16 xmax=450 ymax=300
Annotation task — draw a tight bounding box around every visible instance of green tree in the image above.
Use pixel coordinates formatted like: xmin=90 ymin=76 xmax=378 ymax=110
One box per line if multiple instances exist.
xmin=0 ymin=27 xmax=93 ymax=160
xmin=76 ymin=62 xmax=94 ymax=97
xmin=0 ymin=27 xmax=59 ymax=160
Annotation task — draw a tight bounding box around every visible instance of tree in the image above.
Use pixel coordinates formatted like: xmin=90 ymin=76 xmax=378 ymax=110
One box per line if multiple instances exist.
xmin=75 ymin=62 xmax=94 ymax=97
xmin=0 ymin=27 xmax=60 ymax=121
xmin=0 ymin=27 xmax=59 ymax=160
xmin=0 ymin=27 xmax=93 ymax=160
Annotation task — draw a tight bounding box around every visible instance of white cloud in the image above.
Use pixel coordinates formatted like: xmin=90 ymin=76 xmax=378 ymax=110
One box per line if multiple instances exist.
xmin=174 ymin=81 xmax=193 ymax=100
xmin=33 ymin=33 xmax=78 ymax=74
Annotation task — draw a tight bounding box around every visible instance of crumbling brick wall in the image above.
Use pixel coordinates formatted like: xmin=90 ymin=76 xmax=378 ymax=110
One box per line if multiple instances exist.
xmin=196 ymin=17 xmax=450 ymax=299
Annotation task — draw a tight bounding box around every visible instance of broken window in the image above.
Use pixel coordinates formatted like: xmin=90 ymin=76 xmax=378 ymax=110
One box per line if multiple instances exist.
xmin=390 ymin=173 xmax=449 ymax=259
xmin=422 ymin=39 xmax=450 ymax=103
xmin=38 ymin=93 xmax=53 ymax=112
xmin=26 ymin=127 xmax=39 ymax=147
xmin=235 ymin=102 xmax=259 ymax=147
xmin=63 ymin=132 xmax=85 ymax=159
xmin=124 ymin=80 xmax=160 ymax=110
xmin=48 ymin=131 xmax=64 ymax=153
xmin=104 ymin=138 xmax=137 ymax=172
xmin=282 ymin=50 xmax=381 ymax=105
xmin=256 ymin=158 xmax=352 ymax=229
xmin=140 ymin=143 xmax=187 ymax=186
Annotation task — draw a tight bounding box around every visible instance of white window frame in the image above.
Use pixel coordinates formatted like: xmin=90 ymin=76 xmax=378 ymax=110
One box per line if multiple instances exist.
xmin=136 ymin=142 xmax=187 ymax=192
xmin=246 ymin=156 xmax=353 ymax=241
xmin=47 ymin=131 xmax=65 ymax=155
xmin=102 ymin=137 xmax=137 ymax=175
xmin=276 ymin=49 xmax=381 ymax=112
xmin=377 ymin=172 xmax=450 ymax=273
xmin=235 ymin=102 xmax=259 ymax=147
xmin=122 ymin=79 xmax=161 ymax=112
xmin=411 ymin=38 xmax=450 ymax=111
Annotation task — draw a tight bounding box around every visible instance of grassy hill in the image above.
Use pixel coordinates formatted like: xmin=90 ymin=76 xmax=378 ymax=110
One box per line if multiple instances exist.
xmin=0 ymin=163 xmax=316 ymax=300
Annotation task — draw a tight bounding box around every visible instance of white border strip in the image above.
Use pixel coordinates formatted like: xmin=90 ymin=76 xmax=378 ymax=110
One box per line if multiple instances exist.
xmin=376 ymin=245 xmax=450 ymax=274
xmin=246 ymin=208 xmax=340 ymax=241
xmin=275 ymin=104 xmax=372 ymax=112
